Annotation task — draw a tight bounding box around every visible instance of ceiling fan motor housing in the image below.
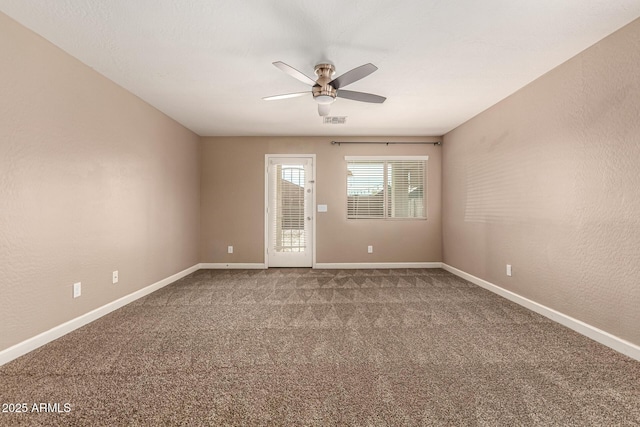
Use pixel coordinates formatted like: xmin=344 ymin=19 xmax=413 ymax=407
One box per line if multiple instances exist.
xmin=313 ymin=63 xmax=337 ymax=104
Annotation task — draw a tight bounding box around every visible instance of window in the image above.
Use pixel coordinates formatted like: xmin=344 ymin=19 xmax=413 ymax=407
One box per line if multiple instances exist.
xmin=346 ymin=156 xmax=427 ymax=219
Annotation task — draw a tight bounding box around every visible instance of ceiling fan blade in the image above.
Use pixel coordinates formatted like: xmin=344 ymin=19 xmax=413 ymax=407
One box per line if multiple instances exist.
xmin=329 ymin=63 xmax=377 ymax=89
xmin=318 ymin=103 xmax=331 ymax=116
xmin=272 ymin=61 xmax=317 ymax=86
xmin=263 ymin=92 xmax=310 ymax=101
xmin=337 ymin=90 xmax=386 ymax=103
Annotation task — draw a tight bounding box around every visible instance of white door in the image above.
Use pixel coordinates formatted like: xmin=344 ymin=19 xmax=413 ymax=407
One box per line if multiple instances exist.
xmin=267 ymin=156 xmax=314 ymax=267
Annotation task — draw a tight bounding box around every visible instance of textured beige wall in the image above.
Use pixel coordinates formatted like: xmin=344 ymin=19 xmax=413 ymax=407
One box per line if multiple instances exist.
xmin=442 ymin=18 xmax=640 ymax=345
xmin=200 ymin=136 xmax=442 ymax=264
xmin=0 ymin=13 xmax=200 ymax=351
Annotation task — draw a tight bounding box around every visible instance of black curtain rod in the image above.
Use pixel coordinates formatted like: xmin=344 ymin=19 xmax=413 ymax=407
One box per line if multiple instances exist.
xmin=331 ymin=141 xmax=441 ymax=146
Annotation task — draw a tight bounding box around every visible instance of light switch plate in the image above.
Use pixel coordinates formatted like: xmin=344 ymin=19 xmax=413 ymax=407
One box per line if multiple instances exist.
xmin=506 ymin=264 xmax=512 ymax=276
xmin=113 ymin=270 xmax=119 ymax=284
xmin=73 ymin=282 xmax=81 ymax=298
xmin=317 ymin=204 xmax=328 ymax=212
xmin=228 ymin=246 xmax=233 ymax=254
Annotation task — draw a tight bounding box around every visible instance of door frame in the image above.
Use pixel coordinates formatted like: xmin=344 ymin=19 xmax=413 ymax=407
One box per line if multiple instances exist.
xmin=264 ymin=154 xmax=316 ymax=268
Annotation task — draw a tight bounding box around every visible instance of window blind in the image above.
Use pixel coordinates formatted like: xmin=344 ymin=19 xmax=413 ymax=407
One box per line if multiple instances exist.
xmin=346 ymin=156 xmax=427 ymax=219
xmin=272 ymin=164 xmax=306 ymax=252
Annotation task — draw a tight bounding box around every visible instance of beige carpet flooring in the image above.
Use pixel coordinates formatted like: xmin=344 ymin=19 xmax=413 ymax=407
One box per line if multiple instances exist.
xmin=1 ymin=268 xmax=639 ymax=426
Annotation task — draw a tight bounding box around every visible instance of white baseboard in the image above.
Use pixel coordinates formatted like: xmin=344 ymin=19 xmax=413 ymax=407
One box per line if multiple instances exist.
xmin=0 ymin=263 xmax=200 ymax=367
xmin=200 ymin=263 xmax=266 ymax=269
xmin=314 ymin=262 xmax=443 ymax=269
xmin=442 ymin=263 xmax=640 ymax=361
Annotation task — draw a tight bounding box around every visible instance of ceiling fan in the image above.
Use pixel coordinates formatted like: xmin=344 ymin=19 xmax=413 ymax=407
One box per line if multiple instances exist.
xmin=263 ymin=61 xmax=386 ymax=116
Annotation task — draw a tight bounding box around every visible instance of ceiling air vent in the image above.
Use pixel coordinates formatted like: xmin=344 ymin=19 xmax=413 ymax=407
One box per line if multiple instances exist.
xmin=323 ymin=116 xmax=347 ymax=125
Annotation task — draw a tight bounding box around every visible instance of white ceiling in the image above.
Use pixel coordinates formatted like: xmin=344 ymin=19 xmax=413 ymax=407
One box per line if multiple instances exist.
xmin=2 ymin=1 xmax=640 ymax=136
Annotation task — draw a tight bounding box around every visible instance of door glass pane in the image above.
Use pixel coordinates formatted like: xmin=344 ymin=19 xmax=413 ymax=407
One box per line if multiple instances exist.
xmin=274 ymin=164 xmax=306 ymax=252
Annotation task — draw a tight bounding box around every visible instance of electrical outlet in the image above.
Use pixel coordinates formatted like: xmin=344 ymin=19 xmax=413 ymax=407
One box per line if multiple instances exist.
xmin=228 ymin=246 xmax=233 ymax=254
xmin=73 ymin=282 xmax=81 ymax=298
xmin=112 ymin=270 xmax=119 ymax=284
xmin=506 ymin=264 xmax=512 ymax=277
xmin=367 ymin=245 xmax=373 ymax=254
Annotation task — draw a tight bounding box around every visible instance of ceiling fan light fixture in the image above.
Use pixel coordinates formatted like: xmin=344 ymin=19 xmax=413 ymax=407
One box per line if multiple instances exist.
xmin=315 ymin=94 xmax=335 ymax=105
xmin=312 ymin=84 xmax=337 ymax=105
